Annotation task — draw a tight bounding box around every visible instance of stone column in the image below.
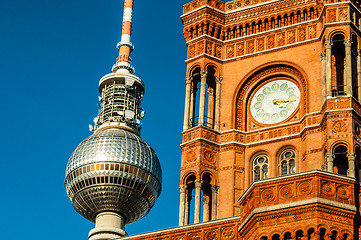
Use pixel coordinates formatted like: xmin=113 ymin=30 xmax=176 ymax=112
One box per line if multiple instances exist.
xmin=214 ymin=77 xmax=222 ymax=131
xmin=183 ymin=77 xmax=193 ymax=131
xmin=211 ymin=185 xmax=219 ymax=220
xmin=347 ymin=152 xmax=356 ymax=178
xmin=325 ymin=42 xmax=333 ymax=97
xmin=194 ymin=180 xmax=202 ymax=223
xmin=178 ymin=185 xmax=187 ymax=226
xmin=185 ymin=191 xmax=190 ymax=225
xmin=326 ymin=154 xmax=334 ymax=173
xmin=202 ymin=195 xmax=210 ymax=222
xmin=345 ymin=39 xmax=353 ymax=96
xmin=198 ymin=71 xmax=208 ymax=125
xmin=357 ymin=50 xmax=361 ymax=102
xmin=320 ymin=52 xmax=326 ymax=99
xmin=189 ymin=86 xmax=195 ymax=127
xmin=207 ymin=87 xmax=214 ymax=127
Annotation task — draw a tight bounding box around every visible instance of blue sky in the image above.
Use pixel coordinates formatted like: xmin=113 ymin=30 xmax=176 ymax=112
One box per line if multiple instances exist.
xmin=0 ymin=0 xmax=190 ymax=238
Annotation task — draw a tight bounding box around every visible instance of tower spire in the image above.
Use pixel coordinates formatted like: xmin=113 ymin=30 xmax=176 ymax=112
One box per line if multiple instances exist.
xmin=65 ymin=1 xmax=162 ymax=239
xmin=93 ymin=0 xmax=145 ymax=133
xmin=113 ymin=0 xmax=135 ymax=74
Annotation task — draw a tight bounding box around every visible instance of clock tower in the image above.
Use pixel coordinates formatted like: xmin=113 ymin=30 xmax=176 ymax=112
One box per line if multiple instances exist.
xmin=178 ymin=0 xmax=361 ymax=236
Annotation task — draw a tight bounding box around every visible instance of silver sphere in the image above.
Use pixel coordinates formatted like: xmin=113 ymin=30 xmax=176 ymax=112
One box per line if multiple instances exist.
xmin=64 ymin=128 xmax=162 ymax=224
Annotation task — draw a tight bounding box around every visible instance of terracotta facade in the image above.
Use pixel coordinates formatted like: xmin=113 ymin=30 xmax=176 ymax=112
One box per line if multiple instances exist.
xmin=179 ymin=0 xmax=361 ymax=222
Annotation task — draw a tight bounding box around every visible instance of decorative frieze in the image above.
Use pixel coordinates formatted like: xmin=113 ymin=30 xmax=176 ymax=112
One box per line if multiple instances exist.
xmin=215 ymin=44 xmax=222 ymax=58
xmin=198 ymin=41 xmax=205 ymax=54
xmin=182 ymin=114 xmax=326 ymax=145
xmin=239 ymin=171 xmax=356 ymax=224
xmin=206 ymin=41 xmax=214 ymax=55
xmin=183 ymin=0 xmax=225 ymax=14
xmin=257 ymin=38 xmax=265 ymax=51
xmin=189 ymin=44 xmax=196 ymax=58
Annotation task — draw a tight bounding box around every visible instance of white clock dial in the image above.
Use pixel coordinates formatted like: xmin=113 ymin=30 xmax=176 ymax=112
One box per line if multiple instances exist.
xmin=250 ymin=80 xmax=300 ymax=124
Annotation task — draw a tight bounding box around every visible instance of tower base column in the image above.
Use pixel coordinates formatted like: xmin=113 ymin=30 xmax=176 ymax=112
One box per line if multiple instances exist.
xmin=89 ymin=212 xmax=127 ymax=240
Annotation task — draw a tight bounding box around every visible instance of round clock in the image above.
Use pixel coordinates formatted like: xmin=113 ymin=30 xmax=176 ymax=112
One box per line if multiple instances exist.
xmin=250 ymin=80 xmax=301 ymax=124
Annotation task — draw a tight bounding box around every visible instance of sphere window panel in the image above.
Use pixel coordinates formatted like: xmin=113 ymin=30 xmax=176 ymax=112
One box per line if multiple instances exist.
xmin=250 ymin=80 xmax=301 ymax=124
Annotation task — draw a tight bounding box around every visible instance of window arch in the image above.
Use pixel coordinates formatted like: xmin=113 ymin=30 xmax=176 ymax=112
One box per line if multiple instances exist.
xmin=184 ymin=65 xmax=218 ymax=129
xmin=330 ymin=33 xmax=346 ymax=96
xmin=253 ymin=154 xmax=269 ymax=181
xmin=333 ymin=144 xmax=348 ymax=175
xmin=279 ymin=149 xmax=296 ymax=175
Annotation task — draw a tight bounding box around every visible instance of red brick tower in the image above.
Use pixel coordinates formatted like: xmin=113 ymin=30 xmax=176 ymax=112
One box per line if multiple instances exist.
xmin=175 ymin=0 xmax=361 ymax=238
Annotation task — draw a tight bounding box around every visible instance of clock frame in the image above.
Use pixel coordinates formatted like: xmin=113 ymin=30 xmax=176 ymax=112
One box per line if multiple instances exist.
xmin=250 ymin=79 xmax=301 ymax=125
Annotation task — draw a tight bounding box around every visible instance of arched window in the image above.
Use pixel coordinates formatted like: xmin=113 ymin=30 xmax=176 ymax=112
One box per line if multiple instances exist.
xmin=333 ymin=145 xmax=348 ymax=175
xmin=331 ymin=34 xmax=346 ymax=96
xmin=283 ymin=232 xmax=292 ymax=240
xmin=185 ymin=66 xmax=217 ymax=129
xmin=179 ymin=172 xmax=218 ymax=226
xmin=279 ymin=149 xmax=296 ymax=175
xmin=272 ymin=234 xmax=280 ymax=240
xmin=253 ymin=154 xmax=269 ymax=181
xmin=351 ymin=35 xmax=358 ymax=100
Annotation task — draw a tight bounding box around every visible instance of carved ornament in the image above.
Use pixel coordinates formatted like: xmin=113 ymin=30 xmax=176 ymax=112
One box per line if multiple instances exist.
xmin=279 ymin=185 xmax=293 ymax=199
xmin=186 ymin=150 xmax=197 ymax=163
xmin=221 ymin=227 xmax=235 ymax=239
xmin=332 ymin=120 xmax=347 ymax=133
xmin=321 ymin=182 xmax=336 ymax=196
xmin=205 ymin=230 xmax=217 ymax=240
xmin=188 ymin=232 xmax=201 ymax=240
xmin=336 ymin=185 xmax=350 ymax=200
xmin=204 ymin=150 xmax=216 ymax=163
xmin=261 ymin=188 xmax=275 ymax=202
xmin=298 ymin=181 xmax=312 ymax=195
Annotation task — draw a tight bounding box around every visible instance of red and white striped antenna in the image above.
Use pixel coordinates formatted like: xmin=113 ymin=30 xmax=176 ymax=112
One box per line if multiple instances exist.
xmin=113 ymin=0 xmax=135 ymax=74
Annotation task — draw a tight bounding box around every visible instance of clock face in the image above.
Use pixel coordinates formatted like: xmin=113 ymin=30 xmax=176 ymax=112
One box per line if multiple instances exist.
xmin=250 ymin=80 xmax=300 ymax=124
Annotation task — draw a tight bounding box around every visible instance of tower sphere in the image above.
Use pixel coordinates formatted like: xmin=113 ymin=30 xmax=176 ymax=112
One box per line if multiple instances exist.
xmin=65 ymin=128 xmax=162 ymax=224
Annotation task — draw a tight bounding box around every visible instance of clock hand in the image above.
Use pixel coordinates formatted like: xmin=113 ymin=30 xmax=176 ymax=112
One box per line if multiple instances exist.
xmin=272 ymin=97 xmax=296 ymax=108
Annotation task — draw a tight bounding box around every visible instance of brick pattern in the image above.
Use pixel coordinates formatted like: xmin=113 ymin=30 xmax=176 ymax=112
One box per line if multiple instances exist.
xmin=123 ymin=218 xmax=239 ymax=240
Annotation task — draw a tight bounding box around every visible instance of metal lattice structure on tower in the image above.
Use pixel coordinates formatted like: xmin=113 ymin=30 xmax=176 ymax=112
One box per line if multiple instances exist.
xmin=64 ymin=1 xmax=162 ymax=239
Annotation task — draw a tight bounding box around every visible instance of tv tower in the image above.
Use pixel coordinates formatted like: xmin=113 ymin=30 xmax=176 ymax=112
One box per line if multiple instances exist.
xmin=64 ymin=0 xmax=162 ymax=239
